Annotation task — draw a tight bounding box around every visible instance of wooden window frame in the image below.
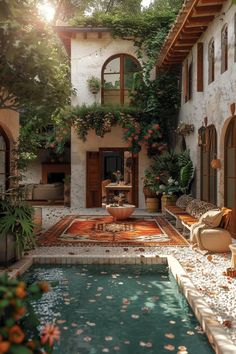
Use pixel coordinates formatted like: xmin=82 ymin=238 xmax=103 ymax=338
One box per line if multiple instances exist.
xmin=101 ymin=54 xmax=141 ymax=105
xmin=200 ymin=124 xmax=217 ymax=204
xmin=221 ymin=24 xmax=228 ymax=74
xmin=197 ymin=42 xmax=204 ymax=92
xmin=208 ymin=39 xmax=215 ymax=84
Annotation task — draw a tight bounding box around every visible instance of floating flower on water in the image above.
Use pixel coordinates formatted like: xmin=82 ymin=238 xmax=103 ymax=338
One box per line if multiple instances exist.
xmin=83 ymin=336 xmax=92 ymax=342
xmin=63 ymin=326 xmax=68 ymax=330
xmin=142 ymin=306 xmax=151 ymax=313
xmin=139 ymin=341 xmax=146 ymax=347
xmin=169 ymin=320 xmax=176 ymax=324
xmin=102 ymin=348 xmax=109 ymax=352
xmin=122 ymin=298 xmax=130 ymax=305
xmin=114 ymin=345 xmax=120 ymax=351
xmin=146 ymin=342 xmax=152 ymax=348
xmin=76 ymin=329 xmax=84 ymax=335
xmin=178 ymin=345 xmax=187 ymax=351
xmin=71 ymin=323 xmax=77 ymax=327
xmin=41 ymin=324 xmax=60 ymax=347
xmin=124 ymin=340 xmax=130 ymax=345
xmin=106 ymin=296 xmax=113 ymax=300
xmin=131 ymin=314 xmax=140 ymax=319
xmin=164 ymin=344 xmax=175 ymax=351
xmin=86 ymin=322 xmax=96 ymax=327
xmin=186 ymin=331 xmax=194 ymax=336
xmin=89 ymin=299 xmax=96 ymax=303
xmin=97 ymin=287 xmax=103 ymax=291
xmin=105 ymin=336 xmax=113 ymax=341
xmin=165 ymin=333 xmax=175 ymax=339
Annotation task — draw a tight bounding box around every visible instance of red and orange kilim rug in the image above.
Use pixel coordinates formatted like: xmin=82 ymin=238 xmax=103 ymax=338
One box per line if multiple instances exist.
xmin=39 ymin=215 xmax=189 ymax=247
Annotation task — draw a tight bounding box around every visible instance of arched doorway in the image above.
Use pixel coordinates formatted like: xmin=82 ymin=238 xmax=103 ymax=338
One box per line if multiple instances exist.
xmin=225 ymin=117 xmax=236 ymax=238
xmin=0 ymin=126 xmax=10 ymax=193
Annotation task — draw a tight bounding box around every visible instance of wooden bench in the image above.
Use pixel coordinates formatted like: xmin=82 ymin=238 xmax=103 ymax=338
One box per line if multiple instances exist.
xmin=164 ymin=195 xmax=232 ymax=252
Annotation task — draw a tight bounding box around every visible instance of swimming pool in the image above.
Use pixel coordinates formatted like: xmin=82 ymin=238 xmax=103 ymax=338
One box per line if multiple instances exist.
xmin=22 ymin=264 xmax=215 ymax=354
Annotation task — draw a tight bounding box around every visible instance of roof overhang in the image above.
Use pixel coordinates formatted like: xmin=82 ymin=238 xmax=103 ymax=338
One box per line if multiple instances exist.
xmin=55 ymin=26 xmax=111 ymax=56
xmin=157 ymin=0 xmax=227 ymax=69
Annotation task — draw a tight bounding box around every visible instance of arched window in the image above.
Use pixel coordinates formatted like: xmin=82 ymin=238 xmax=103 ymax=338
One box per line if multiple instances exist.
xmin=200 ymin=124 xmax=217 ymax=204
xmin=221 ymin=24 xmax=228 ymax=73
xmin=0 ymin=127 xmax=10 ymax=194
xmin=208 ymin=39 xmax=215 ymax=84
xmin=225 ymin=117 xmax=236 ymax=238
xmin=102 ymin=54 xmax=141 ymax=105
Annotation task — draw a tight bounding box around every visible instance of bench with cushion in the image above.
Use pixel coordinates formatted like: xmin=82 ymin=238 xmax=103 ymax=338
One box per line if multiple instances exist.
xmin=164 ymin=195 xmax=232 ymax=253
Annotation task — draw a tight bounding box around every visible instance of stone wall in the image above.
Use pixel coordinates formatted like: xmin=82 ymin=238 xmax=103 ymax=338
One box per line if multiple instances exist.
xmin=179 ymin=0 xmax=236 ymax=206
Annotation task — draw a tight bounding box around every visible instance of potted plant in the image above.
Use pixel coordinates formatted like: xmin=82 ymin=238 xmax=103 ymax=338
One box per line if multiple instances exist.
xmin=0 ymin=198 xmax=35 ymax=266
xmin=87 ymin=76 xmax=101 ymax=94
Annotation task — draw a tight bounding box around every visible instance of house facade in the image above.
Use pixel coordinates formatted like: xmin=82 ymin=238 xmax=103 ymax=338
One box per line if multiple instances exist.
xmin=0 ymin=110 xmax=19 ymax=193
xmin=55 ymin=27 xmax=150 ymax=209
xmin=157 ymin=0 xmax=236 ymax=236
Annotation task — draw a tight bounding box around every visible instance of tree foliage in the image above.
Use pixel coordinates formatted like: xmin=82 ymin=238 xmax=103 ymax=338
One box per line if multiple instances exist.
xmin=0 ymin=0 xmax=72 ymax=113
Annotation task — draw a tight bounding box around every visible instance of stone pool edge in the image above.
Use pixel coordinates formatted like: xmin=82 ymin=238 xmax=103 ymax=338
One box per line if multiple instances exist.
xmin=6 ymin=254 xmax=236 ymax=354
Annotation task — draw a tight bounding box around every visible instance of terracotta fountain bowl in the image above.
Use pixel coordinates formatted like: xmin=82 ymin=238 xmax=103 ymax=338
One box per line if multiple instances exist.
xmin=106 ymin=204 xmax=135 ymax=220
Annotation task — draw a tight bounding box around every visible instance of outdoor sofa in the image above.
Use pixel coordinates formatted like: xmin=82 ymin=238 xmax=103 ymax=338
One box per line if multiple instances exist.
xmin=164 ymin=195 xmax=232 ymax=253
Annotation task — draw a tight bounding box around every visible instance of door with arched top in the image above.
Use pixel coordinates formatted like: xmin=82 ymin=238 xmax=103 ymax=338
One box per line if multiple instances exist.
xmin=225 ymin=117 xmax=236 ymax=238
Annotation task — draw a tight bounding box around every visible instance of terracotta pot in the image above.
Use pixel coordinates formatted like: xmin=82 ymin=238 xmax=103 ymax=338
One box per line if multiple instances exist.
xmin=161 ymin=194 xmax=177 ymax=212
xmin=145 ymin=197 xmax=160 ymax=213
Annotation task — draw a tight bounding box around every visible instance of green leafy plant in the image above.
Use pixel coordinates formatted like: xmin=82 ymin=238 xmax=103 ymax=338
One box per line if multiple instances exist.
xmin=0 ymin=199 xmax=35 ymax=258
xmin=144 ymin=150 xmax=194 ymax=196
xmin=87 ymin=76 xmax=101 ymax=94
xmin=0 ymin=273 xmax=59 ymax=353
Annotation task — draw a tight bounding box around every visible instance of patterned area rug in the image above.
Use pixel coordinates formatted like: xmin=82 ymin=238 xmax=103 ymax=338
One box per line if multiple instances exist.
xmin=39 ymin=215 xmax=189 ymax=247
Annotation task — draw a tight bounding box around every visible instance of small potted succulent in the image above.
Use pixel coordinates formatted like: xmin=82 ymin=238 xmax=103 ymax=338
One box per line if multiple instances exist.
xmin=87 ymin=76 xmax=101 ymax=94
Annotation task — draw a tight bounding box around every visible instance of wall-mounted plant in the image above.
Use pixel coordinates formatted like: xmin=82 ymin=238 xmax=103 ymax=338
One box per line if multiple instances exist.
xmin=87 ymin=76 xmax=101 ymax=94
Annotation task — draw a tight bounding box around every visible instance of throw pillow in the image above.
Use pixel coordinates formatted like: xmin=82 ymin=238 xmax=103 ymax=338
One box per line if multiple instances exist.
xmin=199 ymin=209 xmax=223 ymax=228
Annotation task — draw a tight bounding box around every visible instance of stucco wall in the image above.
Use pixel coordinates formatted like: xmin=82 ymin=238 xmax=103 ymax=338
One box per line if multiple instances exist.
xmin=71 ymin=32 xmax=142 ymax=106
xmin=71 ymin=125 xmax=149 ymax=209
xmin=0 ymin=110 xmax=19 ymax=143
xmin=70 ymin=32 xmax=150 ymax=208
xmin=179 ymin=0 xmax=236 ymax=206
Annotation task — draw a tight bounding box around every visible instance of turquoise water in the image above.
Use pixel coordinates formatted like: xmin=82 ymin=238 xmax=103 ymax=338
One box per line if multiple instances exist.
xmin=22 ymin=264 xmax=214 ymax=354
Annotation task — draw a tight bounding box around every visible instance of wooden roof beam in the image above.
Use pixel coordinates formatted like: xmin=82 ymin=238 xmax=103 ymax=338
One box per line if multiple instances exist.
xmin=175 ymin=39 xmax=197 ymax=45
xmin=198 ymin=0 xmax=226 ymax=4
xmin=193 ymin=4 xmax=222 ymax=15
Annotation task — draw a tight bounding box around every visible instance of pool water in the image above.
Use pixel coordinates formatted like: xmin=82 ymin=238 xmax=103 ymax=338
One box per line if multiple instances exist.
xmin=22 ymin=264 xmax=214 ymax=354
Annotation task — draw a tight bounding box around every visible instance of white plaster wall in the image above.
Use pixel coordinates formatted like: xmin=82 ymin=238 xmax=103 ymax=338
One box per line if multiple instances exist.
xmin=71 ymin=32 xmax=142 ymax=106
xmin=71 ymin=125 xmax=149 ymax=209
xmin=22 ymin=157 xmax=42 ymax=184
xmin=179 ymin=0 xmax=236 ymax=206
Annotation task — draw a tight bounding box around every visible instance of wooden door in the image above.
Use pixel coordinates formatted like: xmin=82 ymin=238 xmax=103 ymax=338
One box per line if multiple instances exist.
xmin=86 ymin=151 xmax=101 ymax=208
xmin=225 ymin=118 xmax=236 ymax=238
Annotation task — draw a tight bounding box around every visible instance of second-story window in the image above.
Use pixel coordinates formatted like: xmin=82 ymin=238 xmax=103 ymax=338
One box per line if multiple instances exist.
xmin=208 ymin=39 xmax=215 ymax=84
xmin=102 ymin=54 xmax=141 ymax=105
xmin=221 ymin=24 xmax=228 ymax=73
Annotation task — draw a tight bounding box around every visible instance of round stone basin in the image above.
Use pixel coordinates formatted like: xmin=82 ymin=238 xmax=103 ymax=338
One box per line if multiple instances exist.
xmin=106 ymin=204 xmax=135 ymax=220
